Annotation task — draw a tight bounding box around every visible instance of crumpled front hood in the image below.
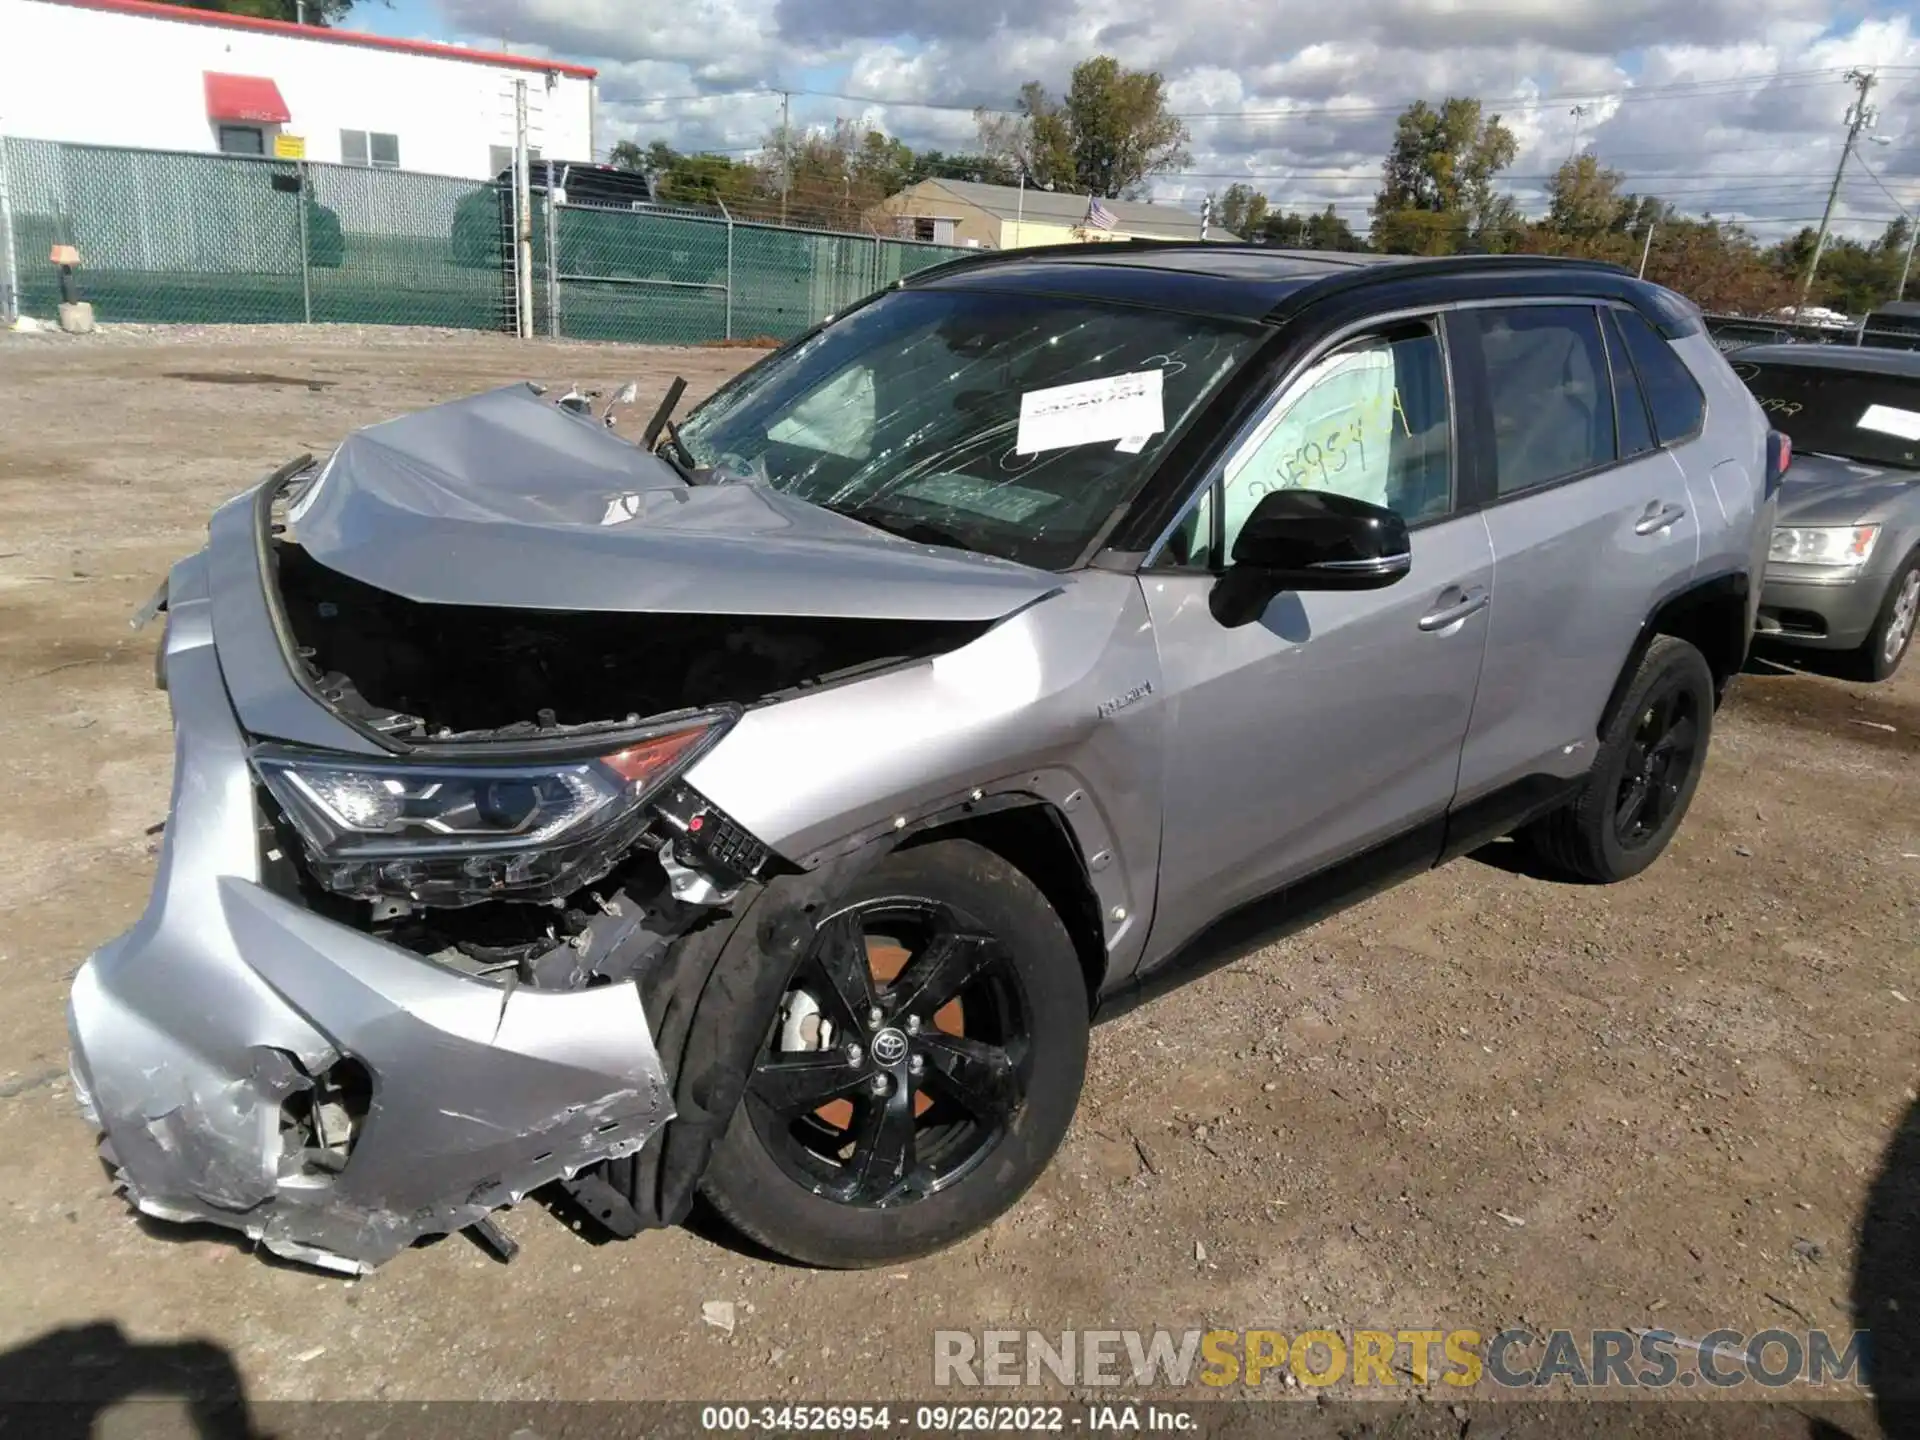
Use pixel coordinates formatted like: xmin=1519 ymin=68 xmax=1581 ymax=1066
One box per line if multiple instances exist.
xmin=1775 ymin=451 xmax=1920 ymax=526
xmin=287 ymin=383 xmax=1061 ymax=622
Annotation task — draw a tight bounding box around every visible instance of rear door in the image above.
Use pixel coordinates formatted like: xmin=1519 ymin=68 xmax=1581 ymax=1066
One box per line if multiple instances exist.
xmin=1450 ymin=301 xmax=1704 ymax=804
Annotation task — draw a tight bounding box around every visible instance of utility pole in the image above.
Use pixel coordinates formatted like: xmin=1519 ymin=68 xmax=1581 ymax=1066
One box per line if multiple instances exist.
xmin=1898 ymin=213 xmax=1917 ymax=303
xmin=778 ymin=89 xmax=792 ymax=227
xmin=513 ymin=78 xmax=533 ymax=339
xmin=1637 ymin=219 xmax=1656 ymax=279
xmin=1569 ymin=104 xmax=1590 ymax=159
xmin=1797 ymin=68 xmax=1878 ymax=315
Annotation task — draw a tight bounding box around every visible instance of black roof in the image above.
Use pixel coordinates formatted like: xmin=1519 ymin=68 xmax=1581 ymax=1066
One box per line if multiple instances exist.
xmin=1732 ymin=344 xmax=1920 ymax=377
xmin=902 ymin=239 xmax=1694 ymax=333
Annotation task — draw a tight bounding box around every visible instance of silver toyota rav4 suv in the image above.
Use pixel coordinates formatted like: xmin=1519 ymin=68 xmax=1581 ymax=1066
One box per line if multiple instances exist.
xmin=70 ymin=246 xmax=1781 ymax=1275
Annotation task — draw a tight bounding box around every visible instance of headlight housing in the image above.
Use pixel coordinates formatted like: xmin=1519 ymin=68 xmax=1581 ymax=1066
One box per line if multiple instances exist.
xmin=1769 ymin=524 xmax=1881 ymax=567
xmin=252 ymin=718 xmax=727 ymax=906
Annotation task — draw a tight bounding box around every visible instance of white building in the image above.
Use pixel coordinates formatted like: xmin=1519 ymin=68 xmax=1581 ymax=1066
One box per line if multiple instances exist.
xmin=0 ymin=0 xmax=597 ymax=179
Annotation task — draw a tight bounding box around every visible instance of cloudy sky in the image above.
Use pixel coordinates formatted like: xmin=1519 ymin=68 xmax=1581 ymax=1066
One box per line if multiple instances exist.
xmin=359 ymin=0 xmax=1918 ymax=240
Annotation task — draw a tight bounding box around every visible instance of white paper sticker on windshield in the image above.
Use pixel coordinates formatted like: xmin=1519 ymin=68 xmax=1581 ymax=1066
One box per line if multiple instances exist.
xmin=1016 ymin=370 xmax=1165 ymax=455
xmin=1859 ymin=403 xmax=1920 ymax=442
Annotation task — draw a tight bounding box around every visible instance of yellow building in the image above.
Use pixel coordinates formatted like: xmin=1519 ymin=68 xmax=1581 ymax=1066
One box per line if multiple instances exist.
xmin=877 ymin=178 xmax=1239 ymax=250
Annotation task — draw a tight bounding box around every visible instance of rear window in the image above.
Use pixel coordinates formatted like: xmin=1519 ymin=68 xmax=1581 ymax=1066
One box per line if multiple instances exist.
xmin=1613 ymin=309 xmax=1705 ymax=444
xmin=1731 ymin=360 xmax=1920 ymax=471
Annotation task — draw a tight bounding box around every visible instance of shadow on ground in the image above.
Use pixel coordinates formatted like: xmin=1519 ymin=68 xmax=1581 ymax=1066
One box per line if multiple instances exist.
xmin=0 ymin=1320 xmax=265 ymax=1439
xmin=1855 ymin=1093 xmax=1920 ymax=1439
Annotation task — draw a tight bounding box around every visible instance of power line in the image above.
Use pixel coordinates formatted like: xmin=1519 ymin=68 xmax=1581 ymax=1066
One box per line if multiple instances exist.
xmin=616 ymin=65 xmax=1864 ymax=123
xmin=1167 ymin=71 xmax=1855 ymax=121
xmin=1849 ymin=146 xmax=1917 ymax=216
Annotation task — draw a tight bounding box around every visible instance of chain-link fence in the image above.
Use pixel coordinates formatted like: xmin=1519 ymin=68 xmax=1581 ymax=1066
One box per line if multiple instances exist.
xmin=0 ymin=135 xmax=970 ymax=343
xmin=546 ymin=201 xmax=969 ymax=345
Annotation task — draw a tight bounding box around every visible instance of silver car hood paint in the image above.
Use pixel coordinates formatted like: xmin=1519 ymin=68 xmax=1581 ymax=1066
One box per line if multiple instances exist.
xmin=289 ymin=383 xmax=1061 ymax=622
xmin=1775 ymin=451 xmax=1920 ymax=526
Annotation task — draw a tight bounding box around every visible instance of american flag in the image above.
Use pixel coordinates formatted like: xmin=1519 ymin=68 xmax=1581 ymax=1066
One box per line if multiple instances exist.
xmin=1085 ymin=196 xmax=1117 ymax=231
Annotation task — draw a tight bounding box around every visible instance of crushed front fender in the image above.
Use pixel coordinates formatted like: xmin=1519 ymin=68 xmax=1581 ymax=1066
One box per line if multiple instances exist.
xmin=66 ymin=568 xmax=673 ymax=1274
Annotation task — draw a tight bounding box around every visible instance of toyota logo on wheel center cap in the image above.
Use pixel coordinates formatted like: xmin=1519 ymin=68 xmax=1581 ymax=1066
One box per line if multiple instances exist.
xmin=871 ymin=1027 xmax=909 ymax=1065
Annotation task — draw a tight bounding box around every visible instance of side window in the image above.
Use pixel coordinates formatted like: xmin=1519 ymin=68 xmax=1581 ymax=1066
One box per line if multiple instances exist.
xmin=1603 ymin=309 xmax=1658 ymax=458
xmin=1465 ymin=305 xmax=1616 ymax=497
xmin=1613 ymin=308 xmax=1706 ymax=445
xmin=1189 ymin=321 xmax=1451 ymax=567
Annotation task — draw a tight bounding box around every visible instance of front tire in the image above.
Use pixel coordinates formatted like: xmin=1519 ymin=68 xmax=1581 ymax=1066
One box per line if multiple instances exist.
xmin=1522 ymin=634 xmax=1716 ymax=883
xmin=1855 ymin=555 xmax=1919 ymax=683
xmin=700 ymin=839 xmax=1089 ymax=1268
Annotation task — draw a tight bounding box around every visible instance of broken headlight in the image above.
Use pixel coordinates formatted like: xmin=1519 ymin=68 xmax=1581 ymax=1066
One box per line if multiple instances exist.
xmin=251 ymin=720 xmax=728 ymax=905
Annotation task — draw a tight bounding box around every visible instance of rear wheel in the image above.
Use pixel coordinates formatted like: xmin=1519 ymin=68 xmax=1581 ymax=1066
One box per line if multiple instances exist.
xmin=1855 ymin=556 xmax=1920 ymax=682
xmin=700 ymin=839 xmax=1088 ymax=1268
xmin=1521 ymin=634 xmax=1715 ymax=883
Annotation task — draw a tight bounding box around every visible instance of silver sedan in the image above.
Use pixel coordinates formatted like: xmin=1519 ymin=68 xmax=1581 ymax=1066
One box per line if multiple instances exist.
xmin=1735 ymin=345 xmax=1920 ymax=680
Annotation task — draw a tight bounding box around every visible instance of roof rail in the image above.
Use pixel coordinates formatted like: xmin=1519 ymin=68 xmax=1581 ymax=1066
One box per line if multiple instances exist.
xmin=1265 ymin=250 xmax=1682 ymax=329
xmin=898 ymin=235 xmax=1287 ymax=288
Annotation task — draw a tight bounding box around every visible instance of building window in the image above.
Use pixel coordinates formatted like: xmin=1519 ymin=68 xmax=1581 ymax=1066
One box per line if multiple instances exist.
xmin=488 ymin=144 xmax=543 ymax=177
xmin=341 ymin=129 xmax=401 ymax=169
xmin=905 ymin=216 xmax=957 ymax=244
xmin=217 ymin=125 xmax=266 ymax=156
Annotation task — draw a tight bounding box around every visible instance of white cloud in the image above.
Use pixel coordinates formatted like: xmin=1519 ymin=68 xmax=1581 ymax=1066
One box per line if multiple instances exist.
xmin=433 ymin=0 xmax=1920 ymax=241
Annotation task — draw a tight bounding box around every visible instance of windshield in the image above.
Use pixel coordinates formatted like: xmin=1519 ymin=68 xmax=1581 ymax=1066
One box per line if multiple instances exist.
xmin=676 ymin=287 xmax=1265 ymax=568
xmin=1733 ymin=360 xmax=1920 ymax=471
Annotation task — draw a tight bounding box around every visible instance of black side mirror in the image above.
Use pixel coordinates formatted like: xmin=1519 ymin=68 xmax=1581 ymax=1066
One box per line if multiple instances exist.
xmin=1211 ymin=488 xmax=1411 ymax=628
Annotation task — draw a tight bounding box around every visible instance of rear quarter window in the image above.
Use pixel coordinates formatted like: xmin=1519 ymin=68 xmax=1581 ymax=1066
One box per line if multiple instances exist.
xmin=1614 ymin=309 xmax=1706 ymax=445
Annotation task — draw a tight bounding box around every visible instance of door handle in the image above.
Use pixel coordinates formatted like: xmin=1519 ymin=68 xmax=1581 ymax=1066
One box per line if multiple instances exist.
xmin=1418 ymin=586 xmax=1490 ymax=632
xmin=1634 ymin=501 xmax=1688 ymax=536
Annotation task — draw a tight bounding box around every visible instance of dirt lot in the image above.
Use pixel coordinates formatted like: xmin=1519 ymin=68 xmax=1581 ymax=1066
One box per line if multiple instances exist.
xmin=0 ymin=326 xmax=1914 ymax=1423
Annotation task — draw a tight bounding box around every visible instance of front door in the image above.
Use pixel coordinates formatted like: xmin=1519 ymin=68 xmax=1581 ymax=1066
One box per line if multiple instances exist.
xmin=1138 ymin=317 xmax=1494 ymax=963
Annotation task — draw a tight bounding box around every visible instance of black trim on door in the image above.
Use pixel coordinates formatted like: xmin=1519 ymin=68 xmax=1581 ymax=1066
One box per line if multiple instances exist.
xmin=1442 ymin=310 xmax=1499 ymax=513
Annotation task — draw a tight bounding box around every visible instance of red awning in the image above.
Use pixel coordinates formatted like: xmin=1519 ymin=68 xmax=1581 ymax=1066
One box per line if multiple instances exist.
xmin=203 ymin=72 xmax=291 ymax=125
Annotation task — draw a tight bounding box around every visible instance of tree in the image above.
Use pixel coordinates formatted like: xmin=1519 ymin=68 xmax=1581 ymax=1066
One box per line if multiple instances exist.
xmin=905 ymin=150 xmax=1018 ymax=186
xmin=1371 ymin=98 xmax=1519 ymax=255
xmin=1545 ymin=154 xmax=1628 ymax=237
xmin=977 ymin=56 xmax=1190 ymax=198
xmin=1761 ymin=217 xmax=1912 ymax=315
xmin=611 ymin=139 xmax=765 ymax=212
xmin=159 ymin=0 xmax=365 ymax=24
xmin=1215 ymin=183 xmax=1269 ymax=238
xmin=1262 ymin=205 xmax=1364 ymax=251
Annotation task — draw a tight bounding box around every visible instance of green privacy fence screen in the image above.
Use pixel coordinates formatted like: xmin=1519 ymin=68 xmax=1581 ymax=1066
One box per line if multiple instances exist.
xmin=0 ymin=136 xmax=971 ymax=343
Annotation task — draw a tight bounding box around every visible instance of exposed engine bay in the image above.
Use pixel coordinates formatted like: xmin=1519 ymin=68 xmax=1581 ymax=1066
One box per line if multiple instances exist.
xmin=65 ymin=373 xmax=1080 ymax=1278
xmin=271 ymin=540 xmax=990 ymax=744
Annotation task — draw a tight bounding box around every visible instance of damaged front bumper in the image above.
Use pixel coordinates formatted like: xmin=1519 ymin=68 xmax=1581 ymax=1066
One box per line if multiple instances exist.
xmin=66 ymin=560 xmax=675 ymax=1274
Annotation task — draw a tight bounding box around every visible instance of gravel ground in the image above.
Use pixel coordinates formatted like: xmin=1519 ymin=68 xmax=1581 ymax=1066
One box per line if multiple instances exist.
xmin=0 ymin=326 xmax=1914 ymax=1429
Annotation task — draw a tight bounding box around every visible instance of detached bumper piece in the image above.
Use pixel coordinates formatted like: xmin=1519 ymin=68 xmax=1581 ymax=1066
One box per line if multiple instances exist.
xmin=65 ymin=621 xmax=675 ymax=1275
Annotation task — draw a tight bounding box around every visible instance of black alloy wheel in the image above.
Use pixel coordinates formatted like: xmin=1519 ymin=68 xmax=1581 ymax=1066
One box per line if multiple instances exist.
xmin=1518 ymin=634 xmax=1716 ymax=884
xmin=1613 ymin=683 xmax=1702 ymax=851
xmin=744 ymin=897 xmax=1030 ymax=1207
xmin=700 ymin=839 xmax=1089 ymax=1268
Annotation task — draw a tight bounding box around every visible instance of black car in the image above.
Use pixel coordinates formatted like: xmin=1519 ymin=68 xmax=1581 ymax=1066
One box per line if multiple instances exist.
xmin=450 ymin=161 xmax=655 ymax=269
xmin=1864 ymin=300 xmax=1920 ymax=352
